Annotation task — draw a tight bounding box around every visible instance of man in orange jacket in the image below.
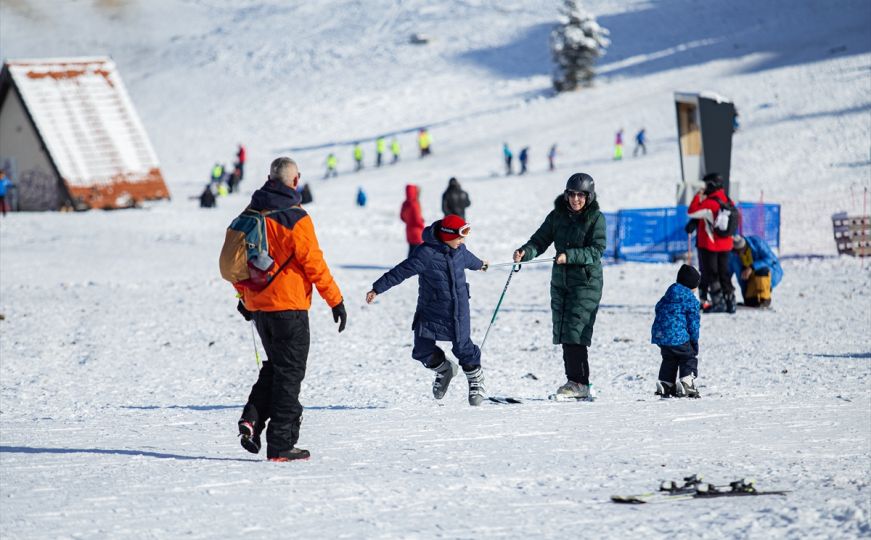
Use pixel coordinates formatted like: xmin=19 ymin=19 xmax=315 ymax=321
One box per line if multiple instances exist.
xmin=236 ymin=157 xmax=346 ymax=462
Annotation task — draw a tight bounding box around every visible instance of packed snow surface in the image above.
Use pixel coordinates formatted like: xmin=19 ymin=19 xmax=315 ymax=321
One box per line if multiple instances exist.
xmin=1 ymin=0 xmax=869 ymax=538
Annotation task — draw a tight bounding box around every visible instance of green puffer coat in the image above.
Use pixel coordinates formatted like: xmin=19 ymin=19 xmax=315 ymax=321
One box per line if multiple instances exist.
xmin=518 ymin=196 xmax=606 ymax=345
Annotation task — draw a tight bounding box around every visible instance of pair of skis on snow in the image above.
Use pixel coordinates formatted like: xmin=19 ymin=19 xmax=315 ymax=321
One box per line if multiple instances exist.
xmin=610 ymin=474 xmax=789 ymax=504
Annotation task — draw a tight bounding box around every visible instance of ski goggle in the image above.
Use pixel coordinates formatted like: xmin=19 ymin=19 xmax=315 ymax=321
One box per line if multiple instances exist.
xmin=439 ymin=223 xmax=472 ymax=237
xmin=565 ymin=190 xmax=588 ymax=199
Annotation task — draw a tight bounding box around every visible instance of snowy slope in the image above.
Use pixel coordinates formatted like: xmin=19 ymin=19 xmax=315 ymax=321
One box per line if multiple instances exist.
xmin=1 ymin=1 xmax=870 ymax=538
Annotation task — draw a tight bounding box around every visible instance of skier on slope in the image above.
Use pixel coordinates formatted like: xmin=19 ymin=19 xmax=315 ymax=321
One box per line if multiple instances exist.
xmin=687 ymin=173 xmax=736 ymax=313
xmin=400 ymin=184 xmax=425 ymax=258
xmin=441 ymin=177 xmax=470 ymax=219
xmin=513 ymin=173 xmax=606 ymax=400
xmin=366 ymin=215 xmax=490 ymax=405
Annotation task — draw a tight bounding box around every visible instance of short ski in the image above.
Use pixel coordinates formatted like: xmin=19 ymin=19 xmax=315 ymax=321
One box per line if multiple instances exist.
xmin=488 ymin=396 xmax=522 ymax=404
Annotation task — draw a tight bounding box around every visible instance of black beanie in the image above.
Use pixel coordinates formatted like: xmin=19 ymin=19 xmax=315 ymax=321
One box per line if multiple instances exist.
xmin=677 ymin=264 xmax=701 ymax=290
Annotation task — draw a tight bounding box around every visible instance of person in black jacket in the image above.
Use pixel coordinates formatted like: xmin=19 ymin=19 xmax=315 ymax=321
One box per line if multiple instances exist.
xmin=441 ymin=177 xmax=470 ymax=219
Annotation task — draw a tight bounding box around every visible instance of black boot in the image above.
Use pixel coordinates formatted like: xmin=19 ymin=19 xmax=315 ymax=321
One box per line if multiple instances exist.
xmin=725 ymin=291 xmax=737 ymax=314
xmin=704 ymin=288 xmax=727 ymax=313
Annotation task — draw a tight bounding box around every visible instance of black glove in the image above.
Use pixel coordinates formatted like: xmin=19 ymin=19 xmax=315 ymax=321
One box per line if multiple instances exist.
xmin=690 ymin=340 xmax=699 ymax=355
xmin=684 ymin=219 xmax=697 ymax=234
xmin=332 ymin=301 xmax=347 ymax=333
xmin=237 ymin=300 xmax=253 ymax=321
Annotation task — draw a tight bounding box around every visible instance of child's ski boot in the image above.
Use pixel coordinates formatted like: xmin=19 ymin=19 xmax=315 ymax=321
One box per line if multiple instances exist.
xmin=430 ymin=359 xmax=459 ymax=400
xmin=464 ymin=366 xmax=486 ymax=406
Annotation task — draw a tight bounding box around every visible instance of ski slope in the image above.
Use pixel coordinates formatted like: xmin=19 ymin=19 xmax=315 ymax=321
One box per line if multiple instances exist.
xmin=1 ymin=1 xmax=870 ymax=538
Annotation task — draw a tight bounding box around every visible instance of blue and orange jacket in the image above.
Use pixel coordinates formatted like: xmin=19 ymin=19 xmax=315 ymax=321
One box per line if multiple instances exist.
xmin=237 ymin=179 xmax=343 ymax=312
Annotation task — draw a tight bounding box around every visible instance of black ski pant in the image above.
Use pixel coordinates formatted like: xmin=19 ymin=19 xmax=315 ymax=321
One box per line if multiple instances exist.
xmin=563 ymin=344 xmax=589 ymax=385
xmin=241 ymin=310 xmax=309 ymax=458
xmin=658 ymin=341 xmax=698 ymax=382
xmin=698 ymin=248 xmax=733 ymax=300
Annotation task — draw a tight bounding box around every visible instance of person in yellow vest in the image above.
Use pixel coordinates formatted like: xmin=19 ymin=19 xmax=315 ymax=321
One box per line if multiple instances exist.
xmin=417 ymin=128 xmax=432 ymax=158
xmin=375 ymin=137 xmax=386 ymax=167
xmin=391 ymin=137 xmax=401 ymax=164
xmin=353 ymin=143 xmax=364 ymax=171
xmin=324 ymin=153 xmax=338 ymax=179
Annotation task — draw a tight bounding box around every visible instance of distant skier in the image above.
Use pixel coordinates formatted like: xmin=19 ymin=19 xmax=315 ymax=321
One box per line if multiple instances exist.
xmin=199 ymin=184 xmax=216 ymax=208
xmin=513 ymin=173 xmax=605 ymax=400
xmin=503 ymin=143 xmax=513 ymax=175
xmin=417 ymin=128 xmax=432 ymax=158
xmin=400 ymin=184 xmax=425 ymax=257
xmin=518 ymin=147 xmax=529 ymax=175
xmin=353 ymin=143 xmax=364 ymax=171
xmin=324 ymin=152 xmax=338 ymax=179
xmin=390 ymin=137 xmax=401 ymax=164
xmin=688 ymin=173 xmax=736 ymax=313
xmin=633 ymin=128 xmax=647 ymax=157
xmin=375 ymin=136 xmax=386 ymax=167
xmin=548 ymin=144 xmax=557 ymax=171
xmin=356 ymin=186 xmax=367 ymax=207
xmin=614 ymin=129 xmax=624 ymax=160
xmin=366 ymin=214 xmax=490 ymax=406
xmin=236 ymin=144 xmax=247 ymax=180
xmin=211 ymin=162 xmax=224 ymax=184
xmin=651 ymin=264 xmax=701 ymax=398
xmin=441 ymin=177 xmax=470 ymax=219
xmin=0 ymin=169 xmax=12 ymax=216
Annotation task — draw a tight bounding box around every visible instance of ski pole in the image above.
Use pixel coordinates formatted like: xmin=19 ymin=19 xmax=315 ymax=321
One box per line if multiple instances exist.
xmin=487 ymin=257 xmax=555 ymax=269
xmin=480 ymin=263 xmax=522 ymax=353
xmin=250 ymin=321 xmax=262 ymax=369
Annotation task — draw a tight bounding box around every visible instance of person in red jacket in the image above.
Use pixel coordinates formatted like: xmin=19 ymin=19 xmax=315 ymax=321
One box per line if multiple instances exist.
xmin=401 ymin=184 xmax=425 ymax=258
xmin=688 ymin=173 xmax=735 ymax=313
xmin=236 ymin=144 xmax=247 ymax=181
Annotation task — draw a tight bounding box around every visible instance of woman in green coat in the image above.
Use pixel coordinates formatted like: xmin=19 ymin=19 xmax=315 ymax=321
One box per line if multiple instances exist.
xmin=513 ymin=173 xmax=606 ymax=399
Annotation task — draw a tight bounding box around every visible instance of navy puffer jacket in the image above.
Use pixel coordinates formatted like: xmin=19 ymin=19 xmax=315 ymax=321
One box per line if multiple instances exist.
xmin=373 ymin=221 xmax=483 ymax=341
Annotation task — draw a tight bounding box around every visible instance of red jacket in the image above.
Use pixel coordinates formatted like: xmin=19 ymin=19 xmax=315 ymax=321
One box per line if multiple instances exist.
xmin=400 ymin=184 xmax=424 ymax=245
xmin=688 ymin=188 xmax=734 ymax=252
xmin=237 ymin=146 xmax=246 ymax=164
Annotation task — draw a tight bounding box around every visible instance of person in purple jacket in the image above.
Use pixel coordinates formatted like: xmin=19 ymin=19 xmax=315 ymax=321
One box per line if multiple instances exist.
xmin=651 ymin=265 xmax=702 ymax=398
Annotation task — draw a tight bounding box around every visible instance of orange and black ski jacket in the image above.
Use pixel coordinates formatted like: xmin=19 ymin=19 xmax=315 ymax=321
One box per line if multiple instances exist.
xmin=237 ymin=180 xmax=343 ymax=312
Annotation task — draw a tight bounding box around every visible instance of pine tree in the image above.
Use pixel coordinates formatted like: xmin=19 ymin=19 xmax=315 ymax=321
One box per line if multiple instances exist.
xmin=550 ymin=0 xmax=610 ymax=92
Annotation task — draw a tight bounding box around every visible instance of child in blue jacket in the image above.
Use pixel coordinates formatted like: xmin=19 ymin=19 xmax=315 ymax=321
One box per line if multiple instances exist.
xmin=366 ymin=214 xmax=489 ymax=406
xmin=651 ymin=265 xmax=701 ymax=398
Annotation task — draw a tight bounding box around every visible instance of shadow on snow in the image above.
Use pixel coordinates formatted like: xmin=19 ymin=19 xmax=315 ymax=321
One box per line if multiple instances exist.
xmin=0 ymin=445 xmax=258 ymax=462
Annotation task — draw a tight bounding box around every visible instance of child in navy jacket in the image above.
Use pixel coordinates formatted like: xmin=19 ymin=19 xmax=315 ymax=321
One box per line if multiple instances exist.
xmin=366 ymin=215 xmax=489 ymax=405
xmin=651 ymin=265 xmax=702 ymax=397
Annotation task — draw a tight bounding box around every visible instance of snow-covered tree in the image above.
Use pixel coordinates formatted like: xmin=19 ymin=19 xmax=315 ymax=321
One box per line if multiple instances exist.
xmin=550 ymin=0 xmax=610 ymax=92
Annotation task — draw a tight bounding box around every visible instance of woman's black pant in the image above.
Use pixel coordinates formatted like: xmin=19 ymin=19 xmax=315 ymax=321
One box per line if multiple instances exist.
xmin=563 ymin=344 xmax=589 ymax=385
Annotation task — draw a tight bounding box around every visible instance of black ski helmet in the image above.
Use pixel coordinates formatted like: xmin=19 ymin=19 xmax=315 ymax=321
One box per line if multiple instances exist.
xmin=565 ymin=173 xmax=596 ymax=203
xmin=702 ymin=172 xmax=724 ymax=195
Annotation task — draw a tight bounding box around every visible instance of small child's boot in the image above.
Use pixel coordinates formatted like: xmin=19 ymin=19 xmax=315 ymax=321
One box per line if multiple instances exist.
xmin=464 ymin=366 xmax=486 ymax=406
xmin=655 ymin=380 xmax=675 ymax=397
xmin=676 ymin=375 xmax=700 ymax=398
xmin=430 ymin=358 xmax=458 ymax=400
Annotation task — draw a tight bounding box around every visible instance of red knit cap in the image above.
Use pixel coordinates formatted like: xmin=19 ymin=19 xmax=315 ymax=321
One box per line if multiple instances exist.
xmin=438 ymin=214 xmax=470 ymax=241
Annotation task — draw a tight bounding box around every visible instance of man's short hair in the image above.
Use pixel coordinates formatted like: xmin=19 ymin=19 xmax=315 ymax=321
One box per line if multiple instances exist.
xmin=269 ymin=157 xmax=298 ymax=184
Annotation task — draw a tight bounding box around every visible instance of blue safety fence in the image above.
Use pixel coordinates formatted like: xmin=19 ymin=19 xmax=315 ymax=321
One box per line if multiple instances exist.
xmin=603 ymin=203 xmax=781 ymax=262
